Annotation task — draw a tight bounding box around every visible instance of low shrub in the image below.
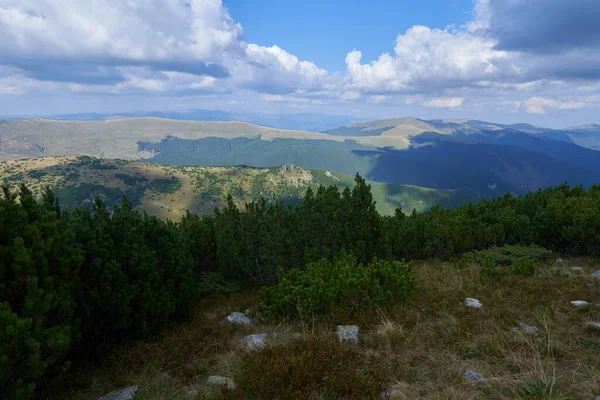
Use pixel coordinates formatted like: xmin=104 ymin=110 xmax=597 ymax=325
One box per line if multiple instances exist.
xmin=235 ymin=336 xmax=384 ymax=399
xmin=510 ymin=258 xmax=537 ymax=278
xmin=480 ymin=258 xmax=499 ymax=283
xmin=469 ymin=245 xmax=552 ymax=266
xmin=261 ymin=252 xmax=414 ymax=319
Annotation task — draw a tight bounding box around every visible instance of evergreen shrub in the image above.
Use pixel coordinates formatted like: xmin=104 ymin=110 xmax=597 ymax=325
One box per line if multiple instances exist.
xmin=261 ymin=252 xmax=414 ymax=319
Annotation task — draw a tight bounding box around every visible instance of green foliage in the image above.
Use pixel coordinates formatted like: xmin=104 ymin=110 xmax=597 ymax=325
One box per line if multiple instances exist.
xmin=510 ymin=258 xmax=537 ymax=278
xmin=469 ymin=245 xmax=553 ymax=266
xmin=235 ymin=336 xmax=384 ymax=399
xmin=261 ymin=252 xmax=414 ymax=319
xmin=148 ymin=178 xmax=182 ymax=194
xmin=480 ymin=258 xmax=499 ymax=283
xmin=67 ymin=197 xmax=197 ymax=352
xmin=0 ymin=185 xmax=82 ymax=399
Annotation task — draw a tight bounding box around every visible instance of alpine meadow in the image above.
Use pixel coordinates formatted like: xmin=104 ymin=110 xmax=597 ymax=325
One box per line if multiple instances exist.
xmin=2 ymin=1 xmax=600 ymax=399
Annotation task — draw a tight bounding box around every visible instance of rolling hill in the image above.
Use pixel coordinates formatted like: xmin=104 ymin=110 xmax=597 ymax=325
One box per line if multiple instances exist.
xmin=0 ymin=156 xmax=472 ymax=219
xmin=3 ymin=116 xmax=600 ymax=201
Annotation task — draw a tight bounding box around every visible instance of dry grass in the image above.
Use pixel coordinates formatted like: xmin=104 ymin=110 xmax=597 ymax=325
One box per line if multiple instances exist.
xmin=44 ymin=258 xmax=600 ymax=399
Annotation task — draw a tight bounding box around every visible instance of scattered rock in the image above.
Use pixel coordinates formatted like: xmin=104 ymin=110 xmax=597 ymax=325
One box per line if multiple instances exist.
xmin=337 ymin=325 xmax=360 ymax=344
xmin=381 ymin=384 xmax=401 ymax=399
xmin=207 ymin=376 xmax=236 ymax=390
xmin=463 ymin=369 xmax=486 ymax=384
xmin=244 ymin=309 xmax=250 ymax=314
xmin=240 ymin=333 xmax=267 ymax=350
xmin=587 ymin=322 xmax=600 ymax=329
xmin=98 ymin=386 xmax=138 ymax=400
xmin=570 ymin=266 xmax=584 ymax=273
xmin=515 ymin=321 xmax=539 ymax=335
xmin=556 ymin=258 xmax=563 ymax=263
xmin=464 ymin=298 xmax=483 ymax=308
xmin=571 ymin=300 xmax=590 ymax=307
xmin=223 ymin=312 xmax=252 ymax=326
xmin=592 ymin=270 xmax=600 ymax=278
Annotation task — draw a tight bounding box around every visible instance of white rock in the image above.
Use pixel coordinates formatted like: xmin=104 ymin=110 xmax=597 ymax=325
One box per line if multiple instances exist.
xmin=570 ymin=266 xmax=584 ymax=272
xmin=337 ymin=325 xmax=360 ymax=344
xmin=381 ymin=384 xmax=401 ymax=399
xmin=223 ymin=312 xmax=252 ymax=325
xmin=240 ymin=333 xmax=267 ymax=350
xmin=588 ymin=322 xmax=600 ymax=329
xmin=516 ymin=321 xmax=539 ymax=335
xmin=207 ymin=376 xmax=235 ymax=390
xmin=556 ymin=258 xmax=563 ymax=263
xmin=99 ymin=386 xmax=138 ymax=400
xmin=592 ymin=270 xmax=600 ymax=278
xmin=464 ymin=298 xmax=483 ymax=308
xmin=571 ymin=300 xmax=590 ymax=307
xmin=463 ymin=369 xmax=486 ymax=384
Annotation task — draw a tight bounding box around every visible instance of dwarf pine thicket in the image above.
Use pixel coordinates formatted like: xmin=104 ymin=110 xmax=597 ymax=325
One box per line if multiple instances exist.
xmin=2 ymin=175 xmax=600 ymax=398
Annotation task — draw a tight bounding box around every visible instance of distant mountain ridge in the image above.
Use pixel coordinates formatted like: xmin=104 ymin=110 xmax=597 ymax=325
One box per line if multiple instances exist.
xmin=1 ymin=109 xmax=359 ymax=133
xmin=2 ymin=115 xmax=600 ymax=204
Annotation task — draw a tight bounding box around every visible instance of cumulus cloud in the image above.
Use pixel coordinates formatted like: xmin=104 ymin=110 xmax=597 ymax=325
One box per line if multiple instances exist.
xmin=0 ymin=0 xmax=327 ymax=94
xmin=344 ymin=25 xmax=513 ymax=93
xmin=521 ymin=97 xmax=586 ymax=114
xmin=423 ymin=97 xmax=465 ymax=109
xmin=2 ymin=0 xmax=600 ymax=119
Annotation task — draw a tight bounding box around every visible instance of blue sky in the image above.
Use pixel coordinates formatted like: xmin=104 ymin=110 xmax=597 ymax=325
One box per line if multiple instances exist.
xmin=1 ymin=0 xmax=600 ymax=127
xmin=226 ymin=0 xmax=474 ymax=72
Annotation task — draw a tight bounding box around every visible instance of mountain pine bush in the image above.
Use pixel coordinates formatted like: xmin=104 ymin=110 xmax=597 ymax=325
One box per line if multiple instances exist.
xmin=261 ymin=252 xmax=414 ymax=319
xmin=0 ymin=185 xmax=82 ymax=399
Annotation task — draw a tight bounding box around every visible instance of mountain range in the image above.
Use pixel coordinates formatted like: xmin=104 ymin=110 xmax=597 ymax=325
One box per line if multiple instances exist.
xmin=2 ymin=114 xmax=600 ymax=213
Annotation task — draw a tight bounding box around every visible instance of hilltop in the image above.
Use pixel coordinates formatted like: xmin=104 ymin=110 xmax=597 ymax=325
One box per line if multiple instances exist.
xmin=0 ymin=156 xmax=470 ymax=218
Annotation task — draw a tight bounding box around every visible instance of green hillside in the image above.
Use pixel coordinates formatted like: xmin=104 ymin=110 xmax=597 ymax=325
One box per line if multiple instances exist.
xmin=0 ymin=156 xmax=471 ymax=219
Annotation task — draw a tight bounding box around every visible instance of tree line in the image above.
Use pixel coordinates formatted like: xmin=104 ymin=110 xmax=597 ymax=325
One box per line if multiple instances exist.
xmin=2 ymin=176 xmax=600 ymax=398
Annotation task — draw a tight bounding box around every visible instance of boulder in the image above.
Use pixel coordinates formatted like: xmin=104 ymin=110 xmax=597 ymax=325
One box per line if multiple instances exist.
xmin=99 ymin=386 xmax=138 ymax=400
xmin=571 ymin=300 xmax=590 ymax=307
xmin=588 ymin=322 xmax=600 ymax=329
xmin=463 ymin=369 xmax=486 ymax=384
xmin=464 ymin=298 xmax=483 ymax=308
xmin=337 ymin=325 xmax=360 ymax=344
xmin=207 ymin=376 xmax=235 ymax=390
xmin=592 ymin=270 xmax=600 ymax=278
xmin=240 ymin=333 xmax=267 ymax=350
xmin=570 ymin=266 xmax=584 ymax=273
xmin=223 ymin=312 xmax=252 ymax=326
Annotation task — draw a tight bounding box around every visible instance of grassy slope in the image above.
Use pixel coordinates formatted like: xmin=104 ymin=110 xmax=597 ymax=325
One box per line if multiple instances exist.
xmin=44 ymin=257 xmax=600 ymax=399
xmin=0 ymin=156 xmax=467 ymax=218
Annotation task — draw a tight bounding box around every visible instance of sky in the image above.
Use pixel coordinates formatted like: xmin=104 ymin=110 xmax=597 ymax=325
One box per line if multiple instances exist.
xmin=1 ymin=0 xmax=600 ymax=127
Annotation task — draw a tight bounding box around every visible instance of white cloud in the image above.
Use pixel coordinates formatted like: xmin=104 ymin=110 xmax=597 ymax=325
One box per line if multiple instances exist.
xmin=523 ymin=97 xmax=586 ymax=114
xmin=344 ymin=25 xmax=512 ymax=93
xmin=423 ymin=97 xmax=465 ymax=108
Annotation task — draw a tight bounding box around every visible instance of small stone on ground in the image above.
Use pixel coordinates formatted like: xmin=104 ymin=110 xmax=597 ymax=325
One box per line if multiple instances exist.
xmin=463 ymin=369 xmax=486 ymax=384
xmin=207 ymin=376 xmax=236 ymax=390
xmin=571 ymin=300 xmax=590 ymax=307
xmin=240 ymin=333 xmax=267 ymax=349
xmin=570 ymin=266 xmax=584 ymax=272
xmin=592 ymin=270 xmax=600 ymax=278
xmin=516 ymin=321 xmax=539 ymax=335
xmin=99 ymin=386 xmax=138 ymax=400
xmin=223 ymin=312 xmax=252 ymax=325
xmin=337 ymin=325 xmax=360 ymax=344
xmin=464 ymin=298 xmax=483 ymax=308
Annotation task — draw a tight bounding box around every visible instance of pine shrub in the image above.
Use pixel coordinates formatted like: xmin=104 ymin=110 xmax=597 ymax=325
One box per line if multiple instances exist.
xmin=261 ymin=252 xmax=414 ymax=319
